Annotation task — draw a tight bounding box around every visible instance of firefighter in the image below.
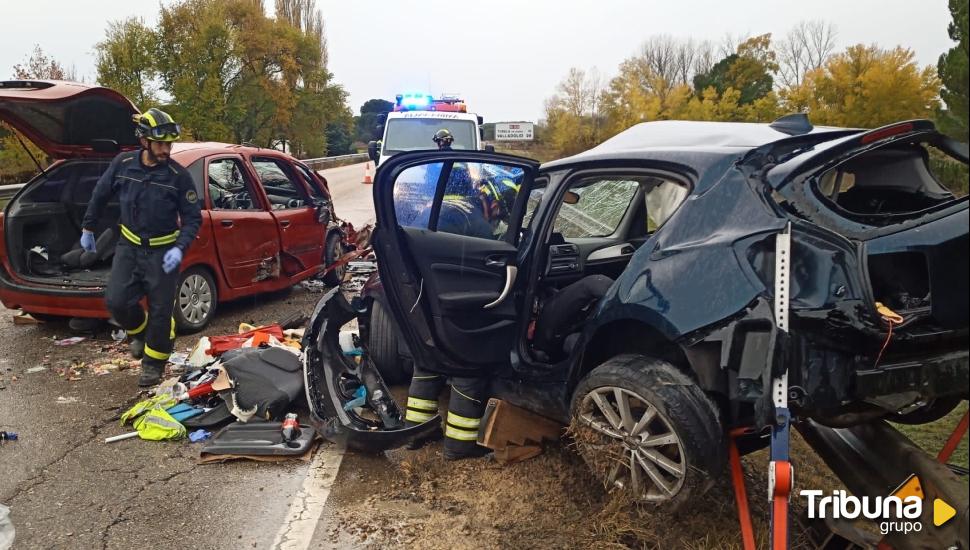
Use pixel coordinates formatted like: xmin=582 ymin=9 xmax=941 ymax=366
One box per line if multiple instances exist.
xmin=433 ymin=128 xmax=454 ymax=150
xmin=80 ymin=108 xmax=202 ymax=387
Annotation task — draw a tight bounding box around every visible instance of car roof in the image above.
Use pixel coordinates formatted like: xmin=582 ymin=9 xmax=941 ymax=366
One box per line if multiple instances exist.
xmin=170 ymin=142 xmax=299 ymax=165
xmin=542 ymin=120 xmax=861 ymax=171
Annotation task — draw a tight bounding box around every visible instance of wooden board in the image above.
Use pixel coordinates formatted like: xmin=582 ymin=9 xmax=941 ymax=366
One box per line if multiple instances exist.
xmin=477 ymin=398 xmax=564 ymax=464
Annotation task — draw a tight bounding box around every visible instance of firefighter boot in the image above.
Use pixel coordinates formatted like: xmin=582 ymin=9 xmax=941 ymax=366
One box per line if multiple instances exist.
xmin=129 ymin=337 xmax=145 ymax=360
xmin=137 ymin=358 xmax=165 ymax=387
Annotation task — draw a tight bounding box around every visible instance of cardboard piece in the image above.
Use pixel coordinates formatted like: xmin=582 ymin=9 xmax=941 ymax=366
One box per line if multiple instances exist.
xmin=477 ymin=398 xmax=564 ymax=464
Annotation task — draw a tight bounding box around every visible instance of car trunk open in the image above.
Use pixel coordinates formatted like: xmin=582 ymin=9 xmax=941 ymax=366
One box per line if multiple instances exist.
xmin=4 ymin=159 xmax=119 ymax=287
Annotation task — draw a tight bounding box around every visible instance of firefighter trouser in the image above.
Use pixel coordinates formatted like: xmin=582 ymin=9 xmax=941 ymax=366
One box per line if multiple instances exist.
xmin=105 ymin=243 xmax=178 ymax=368
xmin=405 ymin=366 xmax=487 ymax=455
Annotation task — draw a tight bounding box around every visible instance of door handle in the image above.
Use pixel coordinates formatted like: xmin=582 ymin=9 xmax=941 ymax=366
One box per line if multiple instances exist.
xmin=279 ymin=219 xmax=291 ymax=228
xmin=220 ymin=219 xmax=234 ymax=227
xmin=484 ymin=256 xmax=507 ymax=268
xmin=484 ymin=266 xmax=517 ymax=309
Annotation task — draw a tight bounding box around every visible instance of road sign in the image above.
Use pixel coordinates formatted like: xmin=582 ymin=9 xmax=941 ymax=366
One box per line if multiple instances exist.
xmin=495 ymin=122 xmax=534 ymax=141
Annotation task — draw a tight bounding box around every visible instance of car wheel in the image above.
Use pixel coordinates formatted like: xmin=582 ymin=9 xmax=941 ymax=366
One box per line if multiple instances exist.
xmin=175 ymin=267 xmax=217 ymax=333
xmin=570 ymin=354 xmax=725 ymax=509
xmin=890 ymin=396 xmax=963 ymax=425
xmin=321 ymin=230 xmax=346 ymax=287
xmin=368 ymin=301 xmax=407 ymax=384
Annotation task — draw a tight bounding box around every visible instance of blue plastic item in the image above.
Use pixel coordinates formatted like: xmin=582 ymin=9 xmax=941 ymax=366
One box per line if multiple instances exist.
xmin=166 ymin=403 xmax=204 ymax=422
xmin=342 ymin=386 xmax=367 ymax=411
xmin=189 ymin=429 xmax=212 ymax=442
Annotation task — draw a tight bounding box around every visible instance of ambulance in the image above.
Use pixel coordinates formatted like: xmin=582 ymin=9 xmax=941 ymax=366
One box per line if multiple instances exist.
xmin=367 ymin=94 xmax=493 ymax=167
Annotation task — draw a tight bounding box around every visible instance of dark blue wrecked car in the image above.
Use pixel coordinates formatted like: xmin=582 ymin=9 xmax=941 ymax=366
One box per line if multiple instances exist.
xmin=303 ymin=115 xmax=968 ymax=505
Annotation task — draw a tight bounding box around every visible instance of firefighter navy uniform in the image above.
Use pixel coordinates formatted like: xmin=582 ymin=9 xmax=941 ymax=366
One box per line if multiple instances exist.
xmin=82 ymin=149 xmax=202 ymax=381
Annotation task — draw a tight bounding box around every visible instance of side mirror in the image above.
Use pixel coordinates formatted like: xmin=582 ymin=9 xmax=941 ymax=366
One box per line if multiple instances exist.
xmin=563 ymin=191 xmax=580 ymax=205
xmin=484 ymin=144 xmax=495 ymax=153
xmin=367 ymin=141 xmax=381 ymax=163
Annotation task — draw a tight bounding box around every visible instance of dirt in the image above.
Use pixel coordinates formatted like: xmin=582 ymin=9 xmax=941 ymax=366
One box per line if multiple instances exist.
xmin=325 ymin=426 xmax=846 ymax=550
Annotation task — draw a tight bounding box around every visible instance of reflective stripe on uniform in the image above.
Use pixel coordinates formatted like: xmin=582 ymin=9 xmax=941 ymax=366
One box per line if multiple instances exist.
xmin=447 ymin=412 xmax=481 ymax=430
xmin=445 ymin=424 xmax=479 ymax=441
xmin=407 ymin=397 xmax=438 ymax=412
xmin=405 ymin=409 xmax=436 ymax=423
xmin=144 ymin=345 xmax=170 ymax=361
xmin=170 ymin=317 xmax=176 ymax=340
xmin=120 ymin=224 xmax=179 ymax=247
xmin=127 ymin=311 xmax=149 ymax=336
xmin=450 ymin=386 xmax=481 ymax=404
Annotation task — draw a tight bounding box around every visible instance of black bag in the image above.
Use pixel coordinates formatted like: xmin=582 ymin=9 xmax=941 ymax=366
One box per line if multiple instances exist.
xmin=222 ymin=346 xmax=304 ymax=421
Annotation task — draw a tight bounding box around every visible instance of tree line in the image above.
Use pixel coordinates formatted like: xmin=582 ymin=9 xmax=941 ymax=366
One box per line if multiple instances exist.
xmin=1 ymin=0 xmax=355 ymax=183
xmin=543 ymin=8 xmax=968 ymax=158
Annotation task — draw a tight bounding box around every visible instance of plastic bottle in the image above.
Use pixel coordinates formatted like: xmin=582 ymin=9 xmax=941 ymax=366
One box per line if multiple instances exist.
xmin=281 ymin=413 xmax=301 ymax=443
xmin=0 ymin=431 xmax=17 ymax=443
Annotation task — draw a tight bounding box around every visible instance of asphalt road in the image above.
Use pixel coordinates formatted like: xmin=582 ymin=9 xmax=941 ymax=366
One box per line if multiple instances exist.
xmin=0 ymin=163 xmax=375 ymax=550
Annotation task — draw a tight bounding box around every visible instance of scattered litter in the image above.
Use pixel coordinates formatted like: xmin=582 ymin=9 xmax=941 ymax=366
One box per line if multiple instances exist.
xmin=13 ymin=311 xmax=42 ymax=325
xmin=0 ymin=503 xmax=15 ymax=549
xmin=189 ymin=429 xmax=212 ymax=442
xmin=111 ymin=328 xmax=126 ymax=342
xmin=168 ymin=352 xmax=189 ymax=366
xmin=104 ymin=431 xmax=139 ymax=443
xmin=56 ymin=396 xmax=79 ymax=404
xmin=347 ymin=261 xmax=377 ymax=273
xmin=343 ymin=385 xmax=367 ymax=411
xmin=26 ymin=366 xmax=46 ymax=374
xmin=301 ymin=279 xmax=328 ymax=292
xmin=1 ymin=431 xmax=17 ymax=442
xmin=188 ymin=337 xmax=213 ymax=368
xmin=339 ymin=330 xmax=362 ymax=356
xmin=54 ymin=336 xmax=86 ymax=346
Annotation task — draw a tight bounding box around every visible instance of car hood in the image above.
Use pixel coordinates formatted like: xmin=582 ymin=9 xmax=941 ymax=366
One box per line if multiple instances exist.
xmin=0 ymin=80 xmax=140 ymax=158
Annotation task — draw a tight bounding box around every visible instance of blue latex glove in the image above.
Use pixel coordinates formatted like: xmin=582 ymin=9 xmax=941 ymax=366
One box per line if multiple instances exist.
xmin=80 ymin=230 xmax=96 ymax=253
xmin=162 ymin=247 xmax=183 ymax=274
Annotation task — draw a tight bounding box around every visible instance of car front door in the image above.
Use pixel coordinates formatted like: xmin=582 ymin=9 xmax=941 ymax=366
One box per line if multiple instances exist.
xmin=373 ymin=151 xmax=540 ymax=375
xmin=205 ymin=155 xmax=282 ymax=288
xmin=249 ymin=155 xmax=326 ymax=276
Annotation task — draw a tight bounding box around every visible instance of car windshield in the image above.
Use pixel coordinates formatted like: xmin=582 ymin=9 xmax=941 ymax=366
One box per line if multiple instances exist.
xmin=383 ymin=119 xmax=477 ymax=154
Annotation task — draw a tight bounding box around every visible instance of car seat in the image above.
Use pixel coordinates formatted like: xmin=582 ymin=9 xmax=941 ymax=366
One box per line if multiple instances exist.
xmin=60 ymin=227 xmax=118 ymax=269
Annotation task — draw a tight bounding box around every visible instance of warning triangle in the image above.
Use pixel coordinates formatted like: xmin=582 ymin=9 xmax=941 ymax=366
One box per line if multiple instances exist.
xmin=934 ymin=498 xmax=956 ymax=527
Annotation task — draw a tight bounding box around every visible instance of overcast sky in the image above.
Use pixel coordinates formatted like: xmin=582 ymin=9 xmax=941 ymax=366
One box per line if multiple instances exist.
xmin=0 ymin=0 xmax=956 ymax=123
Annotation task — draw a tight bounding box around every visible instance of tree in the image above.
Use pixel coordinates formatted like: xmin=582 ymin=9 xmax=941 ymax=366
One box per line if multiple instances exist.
xmin=784 ymin=44 xmax=940 ymax=128
xmin=12 ymin=44 xmax=75 ymax=80
xmin=776 ymin=20 xmax=838 ymax=90
xmin=543 ymin=67 xmax=607 ymax=156
xmin=95 ymin=18 xmax=159 ymax=107
xmin=938 ymin=0 xmax=969 ymax=140
xmin=356 ymin=98 xmax=393 ymax=142
xmin=693 ymin=34 xmax=777 ymax=106
xmin=275 ymin=0 xmax=328 ymax=69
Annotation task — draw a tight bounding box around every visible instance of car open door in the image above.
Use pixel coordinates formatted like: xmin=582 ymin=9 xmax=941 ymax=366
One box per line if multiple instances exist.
xmin=372 ymin=150 xmax=540 ymax=375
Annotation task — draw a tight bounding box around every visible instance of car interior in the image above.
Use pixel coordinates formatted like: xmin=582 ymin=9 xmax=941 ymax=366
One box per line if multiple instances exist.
xmin=250 ymin=157 xmax=310 ymax=209
xmin=814 ymin=142 xmax=960 ymax=222
xmin=3 ymin=159 xmax=119 ymax=285
xmin=524 ymin=174 xmax=689 ymax=362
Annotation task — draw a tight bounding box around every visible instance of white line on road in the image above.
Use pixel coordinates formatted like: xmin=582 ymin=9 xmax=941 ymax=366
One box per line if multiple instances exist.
xmin=271 ymin=442 xmax=346 ymax=550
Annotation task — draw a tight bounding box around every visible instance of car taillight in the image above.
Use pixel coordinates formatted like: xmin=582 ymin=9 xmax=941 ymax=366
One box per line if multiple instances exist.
xmin=860 ymin=122 xmax=914 ymax=144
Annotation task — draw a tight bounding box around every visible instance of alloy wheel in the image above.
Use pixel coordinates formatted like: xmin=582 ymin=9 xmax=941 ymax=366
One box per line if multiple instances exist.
xmin=578 ymin=386 xmax=687 ymax=501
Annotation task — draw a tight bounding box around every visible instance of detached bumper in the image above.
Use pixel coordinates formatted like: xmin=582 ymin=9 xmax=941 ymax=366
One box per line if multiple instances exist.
xmin=301 ymin=288 xmax=439 ymax=452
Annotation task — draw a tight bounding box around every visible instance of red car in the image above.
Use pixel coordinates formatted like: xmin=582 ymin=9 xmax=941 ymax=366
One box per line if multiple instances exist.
xmin=0 ymin=80 xmax=348 ymax=331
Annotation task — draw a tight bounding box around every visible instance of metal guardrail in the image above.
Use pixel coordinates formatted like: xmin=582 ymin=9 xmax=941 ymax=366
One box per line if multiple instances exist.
xmin=0 ymin=183 xmax=24 ymax=201
xmin=303 ymin=153 xmax=369 ymax=170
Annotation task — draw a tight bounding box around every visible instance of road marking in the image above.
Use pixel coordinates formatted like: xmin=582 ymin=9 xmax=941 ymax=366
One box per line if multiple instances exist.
xmin=271 ymin=442 xmax=346 ymax=550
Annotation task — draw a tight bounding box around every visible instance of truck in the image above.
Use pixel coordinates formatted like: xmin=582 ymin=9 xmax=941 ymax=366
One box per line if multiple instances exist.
xmin=367 ymin=93 xmax=493 ymax=166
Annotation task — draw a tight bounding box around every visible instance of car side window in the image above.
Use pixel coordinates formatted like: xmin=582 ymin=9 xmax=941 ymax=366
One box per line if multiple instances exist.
xmin=294 ymin=163 xmax=329 ymax=202
xmin=436 ymin=162 xmax=524 ymax=241
xmin=251 ymin=157 xmax=310 ymax=209
xmin=644 ymin=179 xmax=689 ymax=231
xmin=207 ymin=158 xmax=259 ymax=211
xmin=393 ymin=163 xmax=443 ymax=229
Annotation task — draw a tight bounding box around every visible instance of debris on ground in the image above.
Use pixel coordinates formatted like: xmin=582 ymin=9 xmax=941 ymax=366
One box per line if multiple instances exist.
xmin=301 ymin=279 xmax=328 ymax=292
xmin=53 ymin=336 xmax=86 ymax=346
xmin=12 ymin=311 xmax=42 ymax=325
xmin=341 ymin=259 xmax=378 ymax=294
xmin=25 ymin=366 xmax=46 ymax=374
xmin=0 ymin=430 xmax=18 ymax=443
xmin=478 ymin=399 xmax=564 ymax=464
xmin=55 ymin=396 xmax=79 ymax=404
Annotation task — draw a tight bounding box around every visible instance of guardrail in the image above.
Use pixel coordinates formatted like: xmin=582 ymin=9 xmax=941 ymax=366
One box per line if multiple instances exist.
xmin=303 ymin=153 xmax=369 ymax=170
xmin=0 ymin=183 xmax=24 ymax=202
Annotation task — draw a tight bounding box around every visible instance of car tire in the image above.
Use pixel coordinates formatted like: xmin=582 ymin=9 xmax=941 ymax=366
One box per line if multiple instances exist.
xmin=321 ymin=230 xmax=346 ymax=287
xmin=368 ymin=301 xmax=407 ymax=384
xmin=174 ymin=267 xmax=218 ymax=333
xmin=890 ymin=396 xmax=963 ymax=425
xmin=570 ymin=354 xmax=725 ymax=510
